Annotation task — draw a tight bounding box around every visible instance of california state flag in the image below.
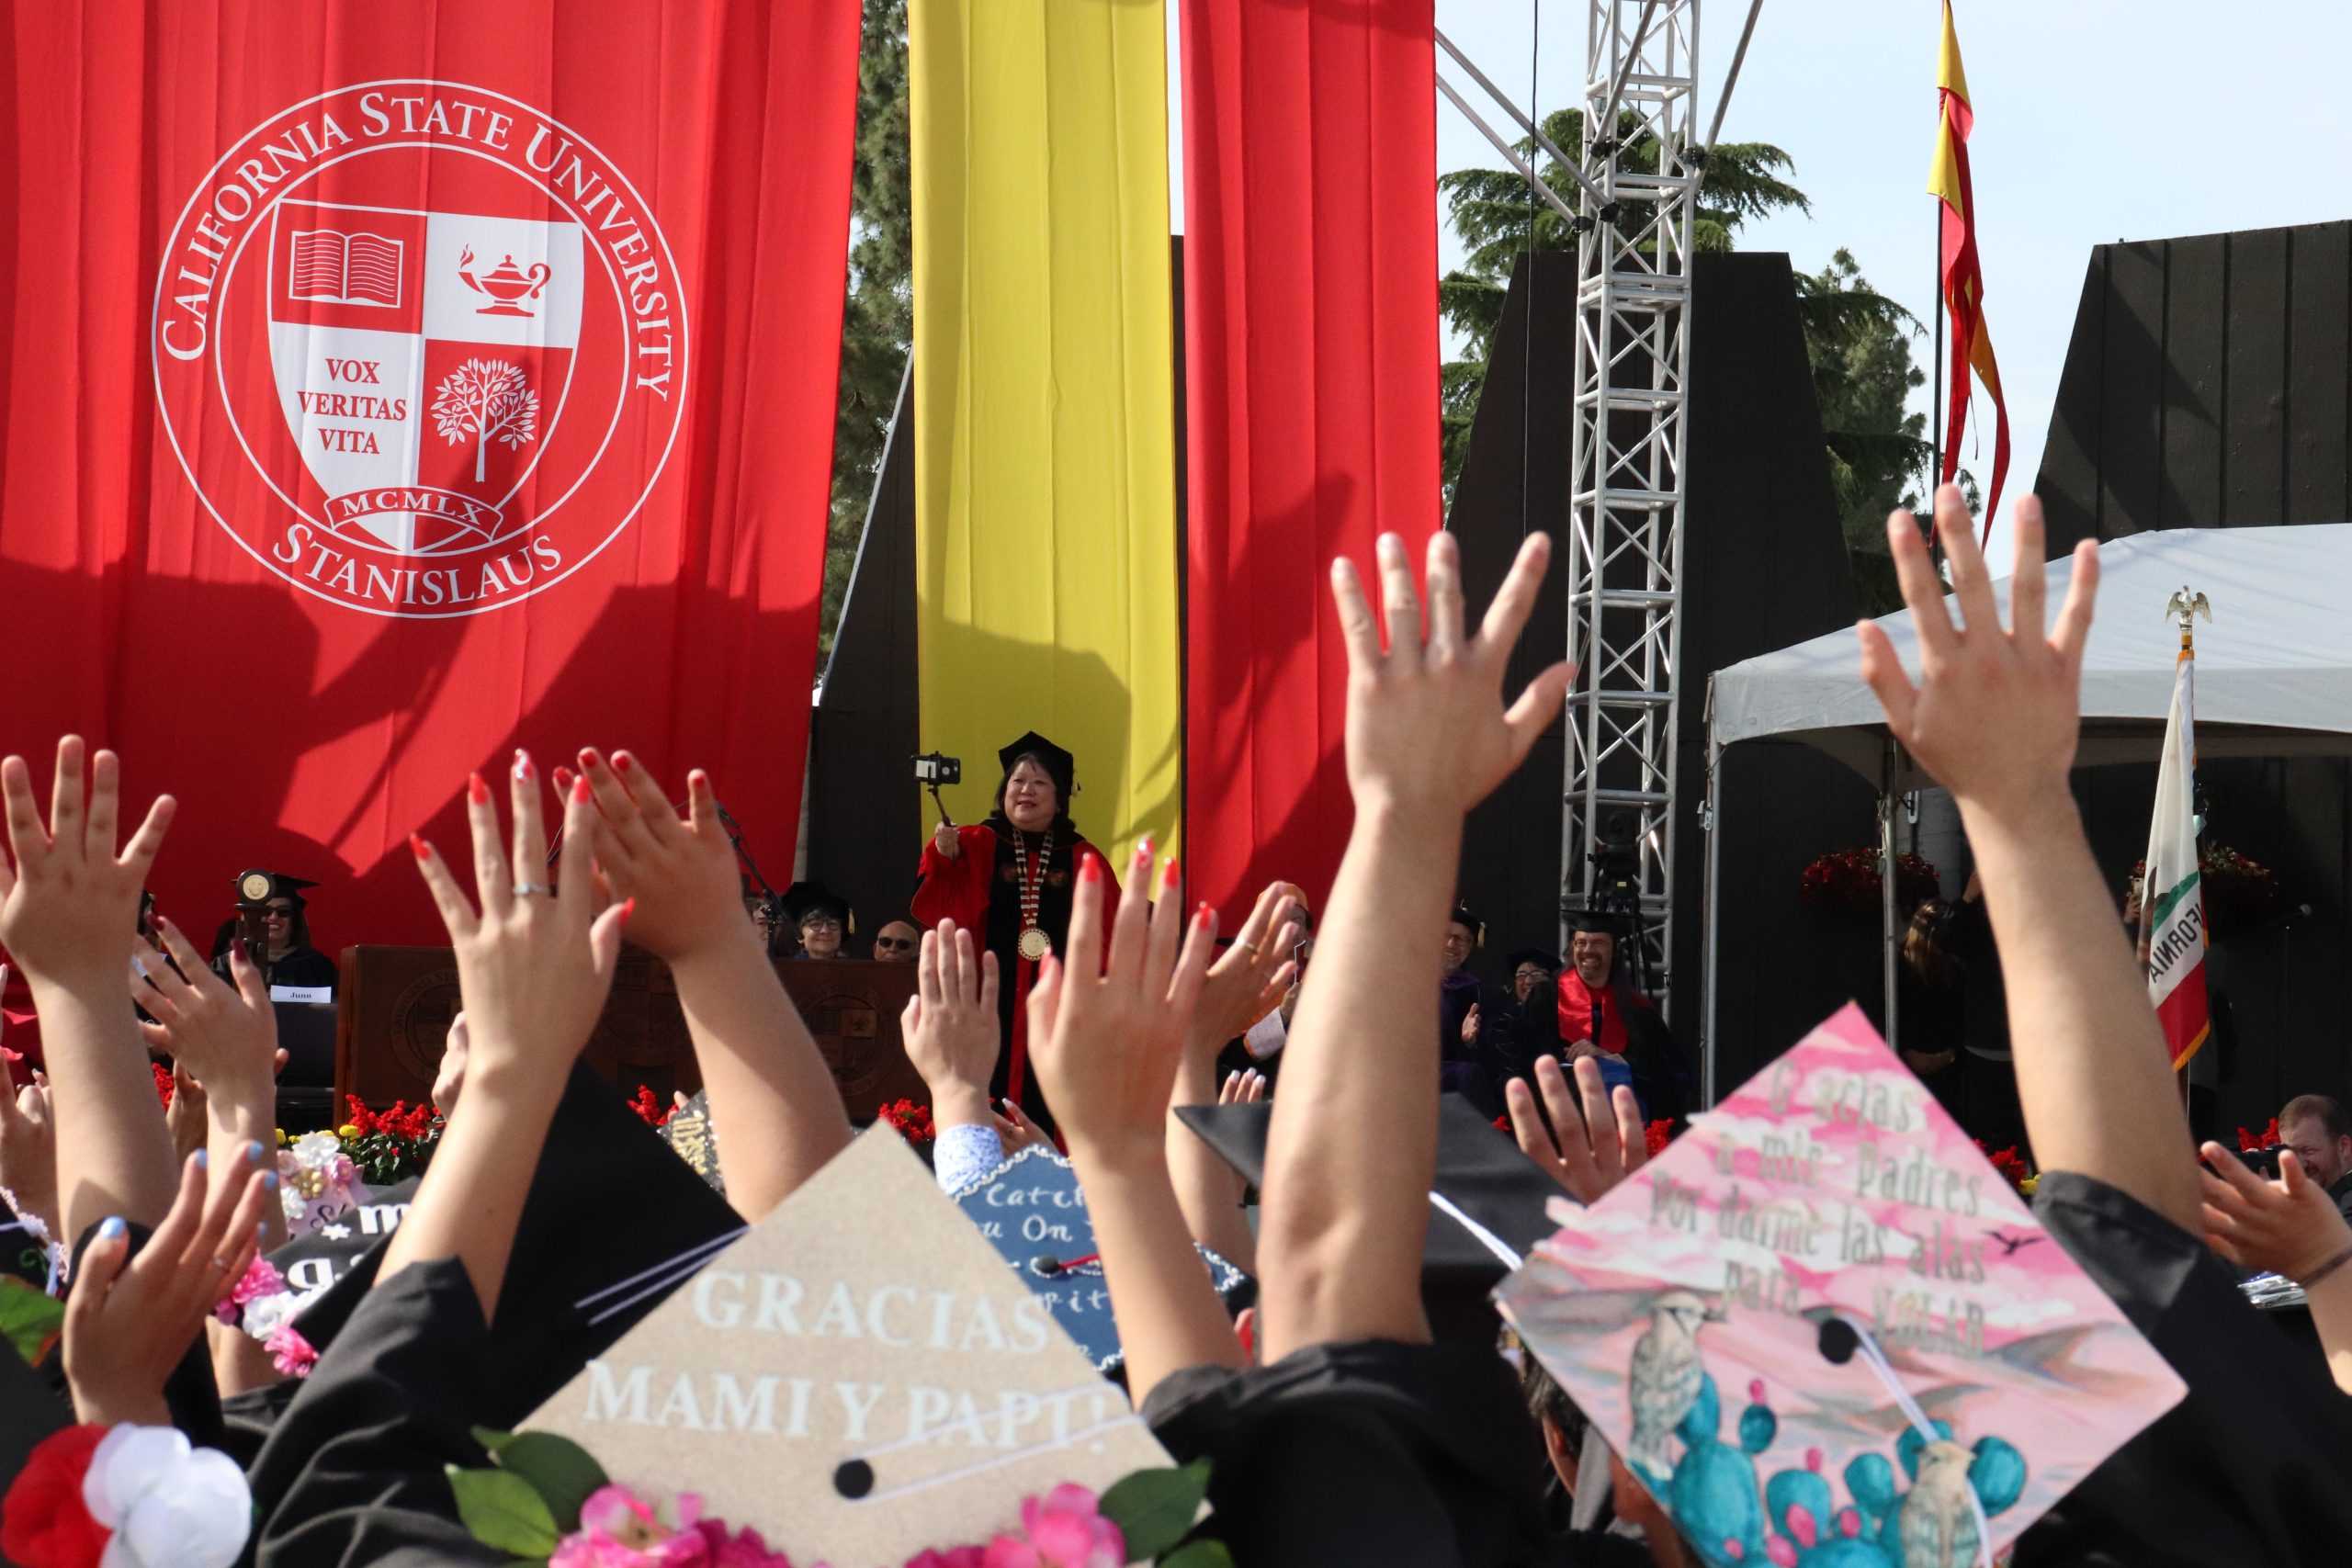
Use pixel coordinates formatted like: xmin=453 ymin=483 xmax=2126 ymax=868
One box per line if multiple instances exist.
xmin=2142 ymin=650 xmax=2210 ymax=1069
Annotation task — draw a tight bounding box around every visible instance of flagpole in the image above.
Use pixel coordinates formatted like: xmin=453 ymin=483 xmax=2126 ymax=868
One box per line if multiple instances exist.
xmin=1928 ymin=111 xmax=1944 ymax=568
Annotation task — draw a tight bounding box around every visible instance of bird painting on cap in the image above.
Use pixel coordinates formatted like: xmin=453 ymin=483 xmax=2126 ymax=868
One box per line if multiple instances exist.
xmin=1898 ymin=1438 xmax=1984 ymax=1568
xmin=1627 ymin=1288 xmax=1713 ymax=1472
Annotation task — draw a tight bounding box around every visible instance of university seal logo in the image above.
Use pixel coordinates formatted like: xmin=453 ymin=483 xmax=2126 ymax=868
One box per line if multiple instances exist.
xmin=152 ymin=81 xmax=688 ymax=616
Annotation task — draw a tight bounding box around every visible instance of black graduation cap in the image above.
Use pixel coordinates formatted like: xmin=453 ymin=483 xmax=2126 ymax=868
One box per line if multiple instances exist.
xmin=239 ymin=870 xmax=320 ymax=907
xmin=1175 ymin=1094 xmax=1559 ymax=1298
xmin=1505 ymin=948 xmax=1559 ymax=976
xmin=284 ymin=1061 xmax=743 ymax=1429
xmin=997 ymin=730 xmax=1076 ymax=803
xmin=782 ymin=880 xmax=854 ymax=935
xmin=1448 ymin=901 xmax=1485 ymax=947
xmin=1566 ymin=908 xmax=1622 ymax=936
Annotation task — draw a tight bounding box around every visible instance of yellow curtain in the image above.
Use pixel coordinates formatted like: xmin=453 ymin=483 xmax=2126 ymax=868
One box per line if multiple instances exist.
xmin=909 ymin=0 xmax=1182 ymax=871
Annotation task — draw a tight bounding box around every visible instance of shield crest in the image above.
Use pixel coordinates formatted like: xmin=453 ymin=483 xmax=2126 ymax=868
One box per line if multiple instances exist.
xmin=266 ymin=198 xmax=583 ymax=555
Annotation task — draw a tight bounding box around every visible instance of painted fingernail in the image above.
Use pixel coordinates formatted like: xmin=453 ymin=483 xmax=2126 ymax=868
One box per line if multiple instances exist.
xmin=256 ymin=1221 xmax=268 ymax=1243
xmin=614 ymin=752 xmax=633 ymax=774
xmin=410 ymin=833 xmax=432 ymax=862
xmin=232 ymin=937 xmax=250 ymax=964
xmin=192 ymin=1148 xmax=208 ymax=1170
xmin=579 ymin=747 xmax=602 ymax=768
xmin=244 ymin=1140 xmax=264 ymax=1165
xmin=1136 ymin=837 xmax=1154 ymax=863
xmin=1196 ymin=900 xmax=1212 ymax=922
xmin=468 ymin=773 xmax=489 ymax=805
xmin=262 ymin=1170 xmax=279 ymax=1192
xmin=553 ymin=763 xmax=574 ymax=791
xmin=514 ymin=750 xmax=535 ymax=782
xmin=1080 ymin=855 xmax=1102 ymax=885
xmin=98 ymin=1216 xmax=125 ymax=1240
xmin=620 ymin=897 xmax=638 ymax=925
xmin=573 ymin=774 xmax=593 ymax=804
xmin=1163 ymin=857 xmax=1182 ymax=888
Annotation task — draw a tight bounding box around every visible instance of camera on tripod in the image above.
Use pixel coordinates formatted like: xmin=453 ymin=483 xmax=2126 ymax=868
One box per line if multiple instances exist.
xmin=1588 ymin=813 xmax=1643 ymax=916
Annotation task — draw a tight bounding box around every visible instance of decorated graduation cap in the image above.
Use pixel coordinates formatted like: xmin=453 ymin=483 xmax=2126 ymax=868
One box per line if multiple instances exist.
xmin=996 ymin=730 xmax=1076 ymax=803
xmin=1177 ymin=1094 xmax=1556 ymax=1300
xmin=1495 ymin=1002 xmax=2186 ymax=1566
xmin=782 ymin=880 xmax=854 ymax=936
xmin=519 ymin=1128 xmax=1174 ymax=1562
xmin=947 ymin=1144 xmax=1249 ymax=1373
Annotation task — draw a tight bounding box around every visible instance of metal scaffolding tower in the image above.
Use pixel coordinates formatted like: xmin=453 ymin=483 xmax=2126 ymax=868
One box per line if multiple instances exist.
xmin=1562 ymin=0 xmax=1702 ymax=1004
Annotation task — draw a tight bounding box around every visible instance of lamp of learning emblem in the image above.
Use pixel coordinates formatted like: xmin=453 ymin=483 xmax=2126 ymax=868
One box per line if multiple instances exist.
xmin=458 ymin=248 xmax=553 ymax=318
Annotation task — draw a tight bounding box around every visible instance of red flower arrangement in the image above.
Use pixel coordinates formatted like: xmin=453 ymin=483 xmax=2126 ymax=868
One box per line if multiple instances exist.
xmin=878 ymin=1098 xmax=936 ymax=1146
xmin=344 ymin=1096 xmax=437 ymax=1142
xmin=151 ymin=1062 xmax=174 ymax=1109
xmin=2238 ymin=1118 xmax=2283 ymax=1154
xmin=337 ymin=1096 xmax=445 ymax=1184
xmin=1799 ymin=849 xmax=1940 ymax=919
xmin=1645 ymin=1120 xmax=1674 ymax=1158
xmin=627 ymin=1084 xmax=679 ymax=1129
xmin=1973 ymin=1139 xmax=2033 ymax=1196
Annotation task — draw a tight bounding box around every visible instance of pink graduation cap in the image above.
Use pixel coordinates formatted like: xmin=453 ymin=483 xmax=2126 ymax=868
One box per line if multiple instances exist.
xmin=1496 ymin=1003 xmax=2186 ymax=1568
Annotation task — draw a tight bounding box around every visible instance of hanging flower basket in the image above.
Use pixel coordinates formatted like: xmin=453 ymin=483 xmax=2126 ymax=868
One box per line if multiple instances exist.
xmin=2124 ymin=841 xmax=2282 ymax=941
xmin=1798 ymin=848 xmax=1940 ymax=919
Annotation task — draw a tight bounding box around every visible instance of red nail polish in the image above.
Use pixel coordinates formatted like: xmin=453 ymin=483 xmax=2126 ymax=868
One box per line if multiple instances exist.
xmin=232 ymin=937 xmax=249 ymax=964
xmin=409 ymin=833 xmax=431 ymax=861
xmin=1136 ymin=837 xmax=1153 ymax=861
xmin=578 ymin=747 xmax=602 ymax=768
xmin=1163 ymin=857 xmax=1182 ymax=888
xmin=1080 ymin=854 xmax=1102 ymax=885
xmin=1197 ymin=901 xmax=1212 ymax=921
xmin=514 ymin=750 xmax=534 ymax=782
xmin=573 ymin=775 xmax=593 ymax=804
xmin=467 ymin=773 xmax=488 ymax=805
xmin=614 ymin=752 xmax=633 ymax=774
xmin=619 ymin=897 xmax=638 ymax=924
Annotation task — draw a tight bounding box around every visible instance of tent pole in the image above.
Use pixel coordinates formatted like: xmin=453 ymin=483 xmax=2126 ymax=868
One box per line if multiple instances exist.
xmin=1880 ymin=739 xmax=1900 ymax=1053
xmin=1702 ymin=679 xmax=1724 ymax=1107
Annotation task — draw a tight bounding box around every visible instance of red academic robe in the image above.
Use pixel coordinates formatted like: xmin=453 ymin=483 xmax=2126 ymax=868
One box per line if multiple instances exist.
xmin=912 ymin=823 xmax=1115 ymax=1117
xmin=1557 ymin=971 xmax=1632 ymax=1055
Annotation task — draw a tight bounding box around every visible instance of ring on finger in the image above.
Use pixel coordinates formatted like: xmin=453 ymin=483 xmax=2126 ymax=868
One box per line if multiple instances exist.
xmin=209 ymin=1254 xmax=235 ymax=1272
xmin=512 ymin=882 xmax=554 ymax=897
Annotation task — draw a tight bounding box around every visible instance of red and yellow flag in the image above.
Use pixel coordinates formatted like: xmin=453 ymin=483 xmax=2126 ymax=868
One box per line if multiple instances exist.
xmin=1928 ymin=0 xmax=2009 ymax=538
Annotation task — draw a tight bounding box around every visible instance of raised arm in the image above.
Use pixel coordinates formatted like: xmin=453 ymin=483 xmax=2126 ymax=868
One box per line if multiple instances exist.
xmin=381 ymin=758 xmax=628 ymax=1320
xmin=1857 ymin=488 xmax=2198 ymax=1229
xmin=1166 ymin=881 xmax=1298 ymax=1273
xmin=1258 ymin=532 xmax=1571 ymax=1363
xmin=0 ymin=739 xmax=181 ymax=1242
xmin=569 ymin=750 xmax=851 ymax=1220
xmin=1027 ymin=846 xmax=1238 ymax=1404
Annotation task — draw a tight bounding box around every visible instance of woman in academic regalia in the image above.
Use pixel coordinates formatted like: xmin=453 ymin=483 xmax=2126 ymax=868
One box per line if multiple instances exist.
xmin=216 ymin=873 xmax=339 ymax=995
xmin=911 ymin=732 xmax=1117 ymax=1137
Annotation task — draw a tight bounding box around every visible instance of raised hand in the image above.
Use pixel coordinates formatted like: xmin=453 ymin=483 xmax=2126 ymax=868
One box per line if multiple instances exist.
xmin=1506 ymin=1055 xmax=1647 ymax=1205
xmin=63 ymin=1144 xmax=275 ymax=1427
xmin=0 ymin=1013 xmax=60 ymax=1245
xmin=0 ymin=738 xmax=175 ymax=988
xmin=2199 ymin=1145 xmax=2352 ymax=1284
xmin=1219 ymin=1067 xmax=1267 ymax=1107
xmin=901 ymin=921 xmax=1001 ymax=1129
xmin=1186 ymin=883 xmax=1301 ymax=1059
xmin=164 ymin=1066 xmax=208 ymax=1164
xmin=1461 ymin=1003 xmax=1481 ymax=1046
xmin=567 ymin=750 xmax=745 ymax=965
xmin=992 ymin=1097 xmax=1050 ymax=1156
xmin=1027 ymin=846 xmax=1215 ymax=1168
xmin=933 ymin=821 xmax=962 ymax=862
xmin=1857 ymin=488 xmax=2099 ymax=826
xmin=134 ymin=922 xmax=279 ymax=1104
xmin=1330 ymin=531 xmax=1572 ymax=820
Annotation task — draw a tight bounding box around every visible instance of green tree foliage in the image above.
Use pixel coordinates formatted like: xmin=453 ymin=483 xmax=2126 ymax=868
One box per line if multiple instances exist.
xmin=821 ymin=0 xmax=912 ymax=663
xmin=1438 ymin=107 xmax=1807 ymax=485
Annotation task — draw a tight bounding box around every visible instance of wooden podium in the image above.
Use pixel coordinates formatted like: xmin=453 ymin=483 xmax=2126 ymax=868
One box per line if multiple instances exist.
xmin=334 ymin=947 xmax=925 ymax=1121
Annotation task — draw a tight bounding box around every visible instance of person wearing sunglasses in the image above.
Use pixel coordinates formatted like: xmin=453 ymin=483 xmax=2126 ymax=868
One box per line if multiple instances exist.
xmin=870 ymin=918 xmax=920 ymax=964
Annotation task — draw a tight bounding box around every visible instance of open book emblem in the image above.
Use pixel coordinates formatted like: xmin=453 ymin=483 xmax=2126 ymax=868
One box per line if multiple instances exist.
xmin=288 ymin=228 xmax=404 ymax=309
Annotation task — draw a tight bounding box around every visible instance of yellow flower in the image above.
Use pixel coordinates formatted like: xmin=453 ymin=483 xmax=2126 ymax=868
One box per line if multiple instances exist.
xmin=275 ymin=1128 xmax=288 ymax=1146
xmin=2018 ymin=1175 xmax=2039 ymax=1198
xmin=337 ymin=1124 xmax=360 ymax=1139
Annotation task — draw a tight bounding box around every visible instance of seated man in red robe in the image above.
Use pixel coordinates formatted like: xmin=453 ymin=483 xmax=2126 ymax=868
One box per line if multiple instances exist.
xmin=911 ymin=731 xmax=1116 ymax=1140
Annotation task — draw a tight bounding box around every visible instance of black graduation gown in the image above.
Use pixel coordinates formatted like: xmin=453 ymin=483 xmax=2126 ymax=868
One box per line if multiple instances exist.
xmin=263 ymin=945 xmax=339 ymax=992
xmin=2007 ymin=1170 xmax=2352 ymax=1566
xmin=1143 ymin=1337 xmax=1561 ymax=1566
xmin=1503 ymin=979 xmax=1694 ymax=1128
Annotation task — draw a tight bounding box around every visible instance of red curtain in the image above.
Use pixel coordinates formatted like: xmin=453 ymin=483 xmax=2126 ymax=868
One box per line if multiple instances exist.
xmin=0 ymin=2 xmax=858 ymax=949
xmin=1179 ymin=0 xmax=1442 ymax=917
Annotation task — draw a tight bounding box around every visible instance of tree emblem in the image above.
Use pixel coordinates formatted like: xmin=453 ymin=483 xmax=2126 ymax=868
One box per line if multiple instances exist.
xmin=431 ymin=357 xmax=541 ymax=482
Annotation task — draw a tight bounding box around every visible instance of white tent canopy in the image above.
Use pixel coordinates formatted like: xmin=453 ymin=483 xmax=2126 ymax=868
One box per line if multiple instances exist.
xmin=1710 ymin=523 xmax=2352 ymax=785
xmin=1700 ymin=524 xmax=2352 ymax=1102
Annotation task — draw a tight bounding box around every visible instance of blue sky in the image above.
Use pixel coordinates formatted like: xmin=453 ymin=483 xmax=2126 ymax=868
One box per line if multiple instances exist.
xmin=1169 ymin=1 xmax=2352 ymax=567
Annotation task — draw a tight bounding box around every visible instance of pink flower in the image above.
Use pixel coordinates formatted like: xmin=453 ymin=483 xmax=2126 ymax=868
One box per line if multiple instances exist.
xmin=578 ymin=1485 xmax=671 ymax=1549
xmin=1018 ymin=1486 xmax=1124 ymax=1568
xmin=906 ymin=1551 xmax=987 ymax=1568
xmin=231 ymin=1257 xmax=288 ymax=1306
xmin=264 ymin=1324 xmax=317 ymax=1378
